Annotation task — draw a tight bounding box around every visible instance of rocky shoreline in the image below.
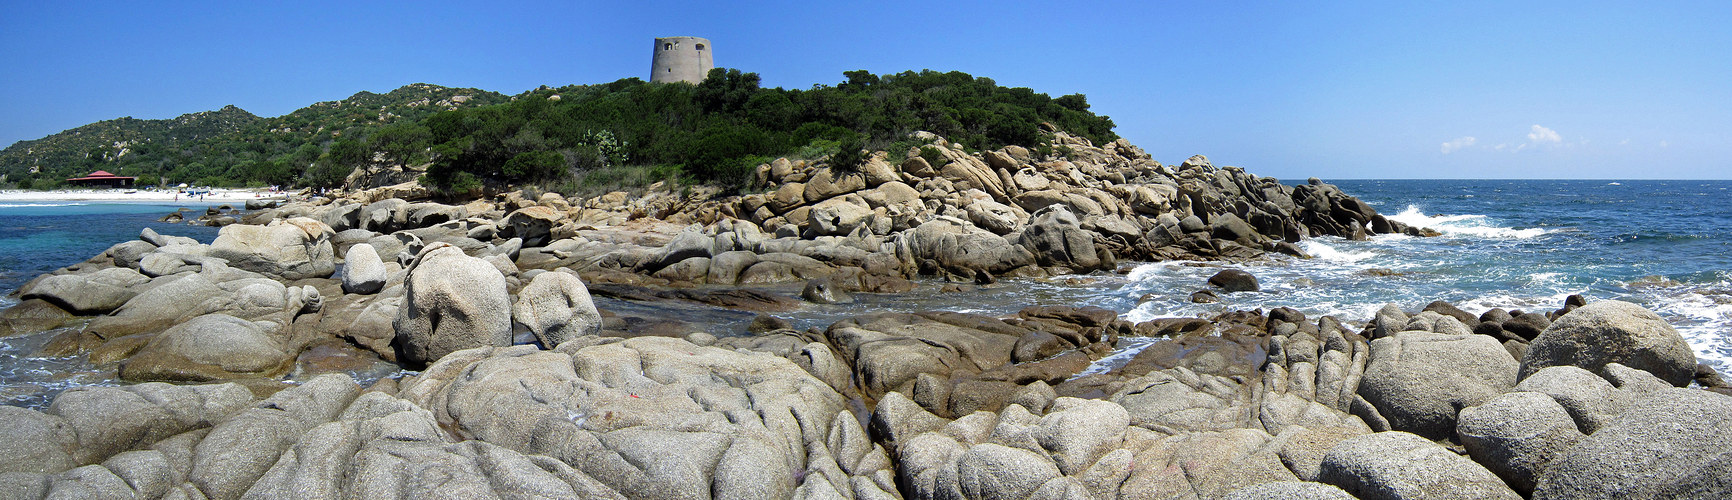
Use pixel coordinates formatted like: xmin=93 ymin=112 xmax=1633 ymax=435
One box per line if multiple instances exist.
xmin=2 ymin=132 xmax=1728 ymax=499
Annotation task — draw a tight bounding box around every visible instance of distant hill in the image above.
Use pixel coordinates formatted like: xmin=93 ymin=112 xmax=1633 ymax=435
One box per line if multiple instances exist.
xmin=0 ymin=83 xmax=508 ymax=188
xmin=0 ymin=105 xmax=260 ymax=184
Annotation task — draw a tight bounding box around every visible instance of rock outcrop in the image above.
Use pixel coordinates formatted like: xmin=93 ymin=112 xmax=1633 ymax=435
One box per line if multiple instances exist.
xmin=14 ymin=131 xmax=1729 ymax=499
xmin=207 ymin=217 xmax=336 ymax=280
xmin=511 ymin=270 xmax=602 ymax=348
xmin=392 ymin=243 xmax=511 ymax=366
xmin=1520 ymin=299 xmax=1697 ymax=386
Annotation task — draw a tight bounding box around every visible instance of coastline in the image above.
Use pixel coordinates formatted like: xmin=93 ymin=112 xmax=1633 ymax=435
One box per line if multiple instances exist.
xmin=0 ymin=188 xmax=286 ymax=204
xmin=0 ymin=136 xmax=1728 ymax=498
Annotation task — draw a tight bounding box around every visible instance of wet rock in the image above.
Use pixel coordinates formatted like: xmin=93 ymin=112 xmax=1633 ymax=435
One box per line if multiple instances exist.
xmin=1503 ymin=312 xmax=1550 ymax=340
xmin=1520 ymin=300 xmax=1697 ymax=386
xmin=1421 ymin=300 xmax=1479 ymax=328
xmin=1208 ymin=269 xmax=1260 ymax=292
xmin=0 ymin=299 xmax=74 ymax=338
xmin=392 ymin=243 xmax=511 ymax=367
xmin=801 ymin=278 xmax=853 ymax=304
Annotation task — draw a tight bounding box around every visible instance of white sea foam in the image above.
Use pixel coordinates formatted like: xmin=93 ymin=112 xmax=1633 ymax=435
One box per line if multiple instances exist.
xmin=1388 ymin=205 xmax=1548 ymax=238
xmin=1299 ymin=240 xmax=1376 ymax=264
xmin=0 ymin=202 xmax=88 ymax=208
xmin=1076 ymin=336 xmax=1165 ymax=377
xmin=1645 ymin=288 xmax=1732 ymax=371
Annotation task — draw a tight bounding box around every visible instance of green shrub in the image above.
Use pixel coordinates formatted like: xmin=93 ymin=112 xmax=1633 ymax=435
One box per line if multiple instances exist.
xmin=829 ymin=136 xmax=866 ymax=173
xmin=918 ymin=146 xmax=947 ymax=169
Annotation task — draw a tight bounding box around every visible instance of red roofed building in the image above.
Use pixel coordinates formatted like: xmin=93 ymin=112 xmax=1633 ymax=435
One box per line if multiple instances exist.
xmin=66 ymin=170 xmax=136 ymax=188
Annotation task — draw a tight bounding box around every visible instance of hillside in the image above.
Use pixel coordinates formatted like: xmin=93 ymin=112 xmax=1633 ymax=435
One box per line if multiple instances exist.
xmin=0 ymin=105 xmax=260 ymax=186
xmin=0 ymin=70 xmax=1116 ymax=193
xmin=0 ymin=83 xmax=508 ymax=188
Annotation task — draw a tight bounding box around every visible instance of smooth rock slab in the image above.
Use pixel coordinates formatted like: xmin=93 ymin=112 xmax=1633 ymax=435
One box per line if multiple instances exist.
xmin=21 ymin=267 xmax=152 ymax=315
xmin=1317 ymin=431 xmax=1519 ymax=500
xmin=120 ymin=313 xmax=294 ymax=382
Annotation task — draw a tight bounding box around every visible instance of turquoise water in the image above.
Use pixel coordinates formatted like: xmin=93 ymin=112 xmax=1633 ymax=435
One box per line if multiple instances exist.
xmin=0 ymin=202 xmax=221 ymax=298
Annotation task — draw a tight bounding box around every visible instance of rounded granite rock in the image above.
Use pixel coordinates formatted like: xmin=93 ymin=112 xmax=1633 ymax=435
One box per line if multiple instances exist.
xmin=1318 ymin=431 xmax=1520 ymax=500
xmin=1520 ymin=300 xmax=1696 ymax=386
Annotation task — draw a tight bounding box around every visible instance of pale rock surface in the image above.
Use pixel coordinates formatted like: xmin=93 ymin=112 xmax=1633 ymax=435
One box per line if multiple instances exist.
xmin=392 ymin=242 xmax=511 ymax=366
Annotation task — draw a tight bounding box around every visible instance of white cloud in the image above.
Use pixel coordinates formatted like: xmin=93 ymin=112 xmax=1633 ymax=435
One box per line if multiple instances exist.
xmin=1441 ymin=136 xmax=1477 ymax=154
xmin=1527 ymin=124 xmax=1562 ymax=144
xmin=1660 ymin=140 xmax=1669 ymax=148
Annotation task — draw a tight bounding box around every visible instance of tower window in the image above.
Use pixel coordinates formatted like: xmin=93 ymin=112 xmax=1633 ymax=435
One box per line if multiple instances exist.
xmin=696 ymin=44 xmax=705 ymax=50
xmin=663 ymin=43 xmax=672 ymax=50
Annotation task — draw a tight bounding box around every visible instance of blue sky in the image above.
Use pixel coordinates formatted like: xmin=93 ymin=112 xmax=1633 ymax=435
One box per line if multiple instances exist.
xmin=2 ymin=1 xmax=1727 ymax=179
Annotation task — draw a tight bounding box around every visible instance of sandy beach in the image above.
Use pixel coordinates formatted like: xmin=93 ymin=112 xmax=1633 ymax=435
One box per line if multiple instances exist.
xmin=0 ymin=188 xmax=287 ymax=204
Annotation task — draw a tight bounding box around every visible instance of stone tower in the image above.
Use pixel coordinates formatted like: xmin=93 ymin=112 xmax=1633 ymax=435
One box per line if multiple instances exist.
xmin=650 ymin=36 xmax=713 ymax=84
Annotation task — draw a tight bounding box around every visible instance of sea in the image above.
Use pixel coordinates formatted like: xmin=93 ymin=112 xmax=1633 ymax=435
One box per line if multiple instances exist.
xmin=2 ymin=180 xmax=1729 ymax=408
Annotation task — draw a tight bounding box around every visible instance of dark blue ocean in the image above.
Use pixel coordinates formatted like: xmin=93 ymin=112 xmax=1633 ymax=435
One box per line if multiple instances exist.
xmin=1 ymin=181 xmax=1729 ymax=407
xmin=1103 ymin=179 xmax=1732 ymax=372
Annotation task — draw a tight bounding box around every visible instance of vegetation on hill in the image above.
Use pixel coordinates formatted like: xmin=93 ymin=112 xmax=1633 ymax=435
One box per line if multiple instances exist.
xmin=0 ymin=70 xmax=1118 ymax=194
xmin=0 ymin=84 xmax=507 ymax=189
